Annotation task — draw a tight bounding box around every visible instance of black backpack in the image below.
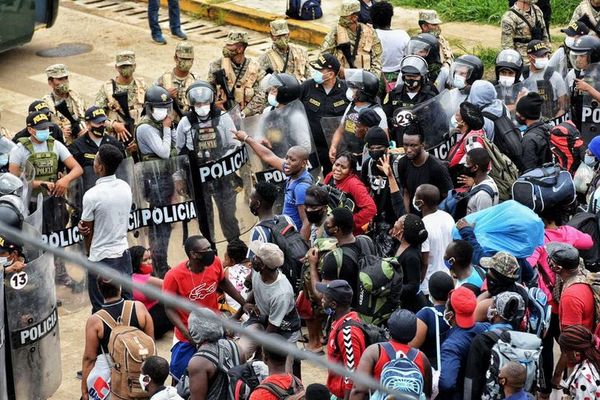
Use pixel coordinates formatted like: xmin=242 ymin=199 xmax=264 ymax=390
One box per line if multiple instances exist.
xmin=567 ymin=212 xmax=600 ymax=272
xmin=258 ymin=216 xmax=310 ymax=293
xmin=319 ymin=182 xmax=356 ymax=212
xmin=332 ymin=319 xmax=389 ymax=351
xmin=438 ymin=184 xmax=497 ymax=221
xmin=286 ymin=0 xmax=322 ymax=20
xmin=482 ymin=110 xmax=523 ymax=166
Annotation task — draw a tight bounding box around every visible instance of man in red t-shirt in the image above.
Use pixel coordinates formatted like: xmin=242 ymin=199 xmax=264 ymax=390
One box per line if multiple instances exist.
xmin=350 ymin=309 xmax=432 ymax=400
xmin=162 ymin=235 xmax=247 ymax=380
xmin=316 ymin=280 xmax=366 ymax=399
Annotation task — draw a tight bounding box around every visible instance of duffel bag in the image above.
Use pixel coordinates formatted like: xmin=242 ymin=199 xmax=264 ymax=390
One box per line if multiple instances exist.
xmin=511 ymin=164 xmax=576 ymax=212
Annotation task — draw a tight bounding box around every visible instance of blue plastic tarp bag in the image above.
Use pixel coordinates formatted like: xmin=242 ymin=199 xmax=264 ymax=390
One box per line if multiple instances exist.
xmin=451 ymin=200 xmax=544 ymax=258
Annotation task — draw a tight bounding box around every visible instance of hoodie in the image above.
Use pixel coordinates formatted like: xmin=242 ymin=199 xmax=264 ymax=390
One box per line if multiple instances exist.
xmin=150 ymin=386 xmax=184 ymax=400
xmin=467 ymin=80 xmax=507 ymax=141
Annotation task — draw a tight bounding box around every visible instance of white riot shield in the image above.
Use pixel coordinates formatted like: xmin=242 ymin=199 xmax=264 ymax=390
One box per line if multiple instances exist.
xmin=580 ymin=63 xmax=600 ymax=144
xmin=523 ymin=69 xmax=570 ymax=124
xmin=495 ymin=82 xmax=527 ymax=123
xmin=0 ymin=267 xmax=6 ymax=400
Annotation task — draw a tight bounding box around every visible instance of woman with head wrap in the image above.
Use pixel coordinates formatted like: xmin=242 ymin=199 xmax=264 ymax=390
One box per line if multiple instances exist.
xmin=558 ymin=325 xmax=600 ymax=398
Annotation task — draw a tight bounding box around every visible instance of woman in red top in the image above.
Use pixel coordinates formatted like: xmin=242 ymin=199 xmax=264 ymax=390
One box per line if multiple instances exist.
xmin=323 ymin=152 xmax=377 ymax=235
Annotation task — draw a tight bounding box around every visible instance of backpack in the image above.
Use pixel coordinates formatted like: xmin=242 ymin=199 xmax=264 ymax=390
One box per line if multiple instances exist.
xmin=567 ymin=212 xmax=600 ymax=272
xmin=228 ymin=361 xmax=269 ymax=400
xmin=512 ymin=164 xmax=576 ymax=212
xmin=286 ymin=0 xmax=322 ymax=20
xmin=371 ymin=343 xmax=426 ymax=400
xmin=319 ymin=182 xmax=356 ymax=212
xmin=96 ymin=301 xmax=156 ymax=400
xmin=332 ymin=318 xmax=389 ymax=352
xmin=524 ymin=287 xmax=552 ymax=338
xmin=549 ymin=121 xmax=585 ymax=175
xmin=258 ymin=216 xmax=310 ymax=294
xmin=482 ymin=110 xmax=523 ymax=165
xmin=255 ymin=376 xmax=305 ymax=400
xmin=467 ymin=134 xmax=520 ymax=201
xmin=438 ymin=184 xmax=497 ymax=220
xmin=483 ymin=330 xmax=542 ymax=400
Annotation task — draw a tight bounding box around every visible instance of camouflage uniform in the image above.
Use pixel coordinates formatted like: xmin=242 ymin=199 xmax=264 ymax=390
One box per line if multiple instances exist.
xmin=207 ymin=32 xmax=266 ymax=117
xmin=156 ymin=42 xmax=196 ymax=120
xmin=258 ymin=20 xmax=311 ymax=82
xmin=501 ymin=3 xmax=550 ymax=64
xmin=418 ymin=10 xmax=454 ymax=67
xmin=570 ymin=0 xmax=600 ymax=35
xmin=320 ymin=0 xmax=383 ymax=77
xmin=42 ymin=64 xmax=86 ymax=145
xmin=95 ymin=50 xmax=147 ymax=133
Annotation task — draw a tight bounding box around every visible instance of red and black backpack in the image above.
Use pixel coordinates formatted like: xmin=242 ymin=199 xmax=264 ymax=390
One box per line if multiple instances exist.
xmin=549 ymin=120 xmax=585 ymax=175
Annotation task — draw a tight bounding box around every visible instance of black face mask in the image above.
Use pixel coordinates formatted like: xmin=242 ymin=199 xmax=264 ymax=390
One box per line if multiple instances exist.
xmin=487 ymin=272 xmax=516 ymax=296
xmin=404 ymin=78 xmax=421 ymax=90
xmin=324 ymin=226 xmax=337 ymax=237
xmin=369 ymin=150 xmax=386 ymax=162
xmin=516 ymin=115 xmax=527 ymax=126
xmin=197 ymin=250 xmax=215 ymax=267
xmin=91 ymin=126 xmax=105 ymax=137
xmin=306 ymin=208 xmax=327 ymax=224
xmin=463 ymin=166 xmax=478 ymax=177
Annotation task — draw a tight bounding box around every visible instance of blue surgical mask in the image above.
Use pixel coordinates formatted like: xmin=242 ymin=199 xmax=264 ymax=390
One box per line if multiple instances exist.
xmin=444 ymin=258 xmax=454 ymax=270
xmin=324 ymin=307 xmax=335 ymax=316
xmin=268 ymin=93 xmax=279 ymax=107
xmin=35 ymin=129 xmax=50 ymax=142
xmin=312 ymin=70 xmax=324 ymax=84
xmin=0 ymin=154 xmax=8 ymax=167
xmin=453 ymin=75 xmax=466 ymax=89
xmin=585 ymin=154 xmax=596 ymax=167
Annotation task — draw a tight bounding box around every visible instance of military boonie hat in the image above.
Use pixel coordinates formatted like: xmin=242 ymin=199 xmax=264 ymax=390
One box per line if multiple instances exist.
xmin=28 ymin=100 xmax=50 ymax=114
xmin=270 ymin=19 xmax=290 ymax=36
xmin=340 ymin=0 xmax=360 ymax=17
xmin=419 ymin=10 xmax=442 ymax=24
xmin=561 ymin=20 xmax=590 ymax=37
xmin=45 ymin=63 xmax=69 ymax=79
xmin=26 ymin=111 xmax=52 ymax=130
xmin=527 ymin=40 xmax=551 ymax=56
xmin=175 ymin=42 xmax=194 ymax=59
xmin=84 ymin=106 xmax=108 ymax=124
xmin=310 ymin=53 xmax=341 ymax=73
xmin=116 ymin=50 xmax=136 ymax=66
xmin=226 ymin=31 xmax=249 ymax=45
xmin=480 ymin=251 xmax=520 ymax=280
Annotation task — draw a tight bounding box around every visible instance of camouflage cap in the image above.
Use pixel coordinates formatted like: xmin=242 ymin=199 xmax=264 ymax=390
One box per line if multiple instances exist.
xmin=270 ymin=19 xmax=290 ymax=36
xmin=480 ymin=251 xmax=519 ymax=280
xmin=418 ymin=10 xmax=442 ymax=24
xmin=340 ymin=0 xmax=360 ymax=17
xmin=45 ymin=64 xmax=69 ymax=78
xmin=226 ymin=31 xmax=249 ymax=45
xmin=175 ymin=42 xmax=194 ymax=59
xmin=116 ymin=50 xmax=136 ymax=66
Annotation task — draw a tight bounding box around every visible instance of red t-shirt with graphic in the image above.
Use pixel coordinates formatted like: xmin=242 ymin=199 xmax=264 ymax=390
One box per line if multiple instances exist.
xmin=162 ymin=258 xmax=224 ymax=342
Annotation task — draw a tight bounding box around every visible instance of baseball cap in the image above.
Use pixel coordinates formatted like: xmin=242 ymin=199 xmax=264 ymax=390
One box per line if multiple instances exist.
xmin=480 ymin=252 xmax=519 ymax=280
xmin=493 ymin=291 xmax=525 ymax=323
xmin=28 ymin=100 xmax=50 ymax=115
xmin=26 ymin=111 xmax=52 ymax=130
xmin=248 ymin=240 xmax=284 ymax=269
xmin=449 ymin=286 xmax=477 ymax=328
xmin=387 ymin=309 xmax=417 ymax=343
xmin=0 ymin=235 xmax=21 ymax=253
xmin=527 ymin=40 xmax=551 ymax=57
xmin=546 ymin=242 xmax=580 ymax=270
xmin=116 ymin=50 xmax=136 ymax=66
xmin=45 ymin=63 xmax=69 ymax=79
xmin=316 ymin=280 xmax=354 ymax=305
xmin=561 ymin=20 xmax=589 ymax=37
xmin=311 ymin=53 xmax=341 ymax=73
xmin=419 ymin=10 xmax=442 ymax=24
xmin=84 ymin=106 xmax=108 ymax=124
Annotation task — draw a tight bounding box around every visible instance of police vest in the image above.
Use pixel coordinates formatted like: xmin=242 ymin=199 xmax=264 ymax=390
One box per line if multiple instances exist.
xmin=343 ymin=103 xmax=375 ymax=154
xmin=535 ymin=67 xmax=558 ymax=118
xmin=335 ymin=23 xmax=375 ymax=70
xmin=222 ymin=58 xmax=261 ymax=109
xmin=136 ymin=116 xmax=178 ymax=161
xmin=265 ymin=45 xmax=307 ymax=79
xmin=19 ymin=137 xmax=59 ymax=195
xmin=186 ymin=111 xmax=224 ymax=162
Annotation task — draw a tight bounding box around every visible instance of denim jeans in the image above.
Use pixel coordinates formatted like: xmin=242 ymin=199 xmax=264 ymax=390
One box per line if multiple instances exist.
xmin=88 ymin=250 xmax=133 ymax=314
xmin=148 ymin=0 xmax=181 ymax=37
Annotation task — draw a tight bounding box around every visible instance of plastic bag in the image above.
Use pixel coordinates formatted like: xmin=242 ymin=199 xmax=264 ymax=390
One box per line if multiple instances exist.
xmin=574 ymin=162 xmax=594 ymax=194
xmin=452 ymin=200 xmax=544 ymax=258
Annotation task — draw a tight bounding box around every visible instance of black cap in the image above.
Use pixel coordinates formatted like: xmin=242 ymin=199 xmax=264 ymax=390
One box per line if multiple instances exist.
xmin=85 ymin=106 xmax=108 ymax=124
xmin=0 ymin=235 xmax=21 ymax=254
xmin=365 ymin=126 xmax=389 ymax=147
xmin=387 ymin=309 xmax=417 ymax=343
xmin=357 ymin=108 xmax=382 ymax=128
xmin=26 ymin=111 xmax=52 ymax=130
xmin=527 ymin=40 xmax=551 ymax=56
xmin=561 ymin=20 xmax=590 ymax=37
xmin=516 ymin=92 xmax=543 ymax=120
xmin=316 ymin=279 xmax=353 ymax=305
xmin=546 ymin=242 xmax=580 ymax=270
xmin=311 ymin=53 xmax=341 ymax=73
xmin=28 ymin=100 xmax=50 ymax=114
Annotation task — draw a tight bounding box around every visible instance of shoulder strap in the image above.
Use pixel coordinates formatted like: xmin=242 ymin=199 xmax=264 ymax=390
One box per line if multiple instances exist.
xmin=481 ymin=111 xmax=499 ymax=122
xmin=543 ymin=66 xmax=555 ymax=81
xmin=473 ymin=265 xmax=486 ymax=280
xmin=121 ymin=300 xmax=134 ymax=326
xmin=428 ymin=307 xmax=442 ymax=371
xmin=256 ymin=382 xmax=292 ymax=398
xmin=381 ymin=342 xmax=397 ymax=361
xmin=470 ymin=183 xmax=497 ymax=198
xmin=510 ymin=8 xmax=534 ymax=32
xmin=96 ymin=309 xmax=118 ymax=330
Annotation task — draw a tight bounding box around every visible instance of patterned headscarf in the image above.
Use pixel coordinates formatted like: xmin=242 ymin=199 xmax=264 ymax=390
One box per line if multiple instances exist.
xmin=558 ymin=325 xmax=600 ymax=372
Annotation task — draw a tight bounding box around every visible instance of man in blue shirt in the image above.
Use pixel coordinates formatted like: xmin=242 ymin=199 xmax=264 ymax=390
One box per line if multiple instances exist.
xmin=499 ymin=361 xmax=532 ymax=400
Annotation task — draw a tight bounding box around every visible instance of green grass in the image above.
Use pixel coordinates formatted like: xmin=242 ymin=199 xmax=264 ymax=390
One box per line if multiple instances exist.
xmin=392 ymin=0 xmax=578 ymax=26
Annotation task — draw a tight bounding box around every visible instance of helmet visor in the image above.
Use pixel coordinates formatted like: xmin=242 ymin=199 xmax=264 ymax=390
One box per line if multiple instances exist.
xmin=400 ymin=56 xmax=428 ymax=76
xmin=187 ymin=86 xmax=214 ymax=105
xmin=345 ymin=68 xmax=365 ymax=89
xmin=569 ymin=51 xmax=589 ymax=71
xmin=407 ymin=40 xmax=431 ymax=57
xmin=450 ymin=61 xmax=474 ymax=80
xmin=259 ymin=74 xmax=286 ymax=92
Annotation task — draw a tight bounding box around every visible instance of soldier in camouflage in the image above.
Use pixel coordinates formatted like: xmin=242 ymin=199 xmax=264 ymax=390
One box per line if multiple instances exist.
xmin=156 ymin=42 xmax=196 ymax=123
xmin=320 ymin=0 xmax=383 ymax=78
xmin=258 ymin=19 xmax=311 ymax=82
xmin=418 ymin=10 xmax=454 ymax=68
xmin=207 ymin=31 xmax=266 ymax=117
xmin=95 ymin=50 xmax=147 ymax=152
xmin=570 ymin=0 xmax=600 ymax=35
xmin=501 ymin=0 xmax=550 ymax=65
xmin=43 ymin=64 xmax=86 ymax=145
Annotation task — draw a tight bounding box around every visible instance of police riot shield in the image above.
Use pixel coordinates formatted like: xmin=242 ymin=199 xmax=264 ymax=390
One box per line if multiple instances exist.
xmin=185 ymin=106 xmax=256 ymax=244
xmin=0 ymin=267 xmax=6 ymax=400
xmin=523 ymin=70 xmax=570 ymax=125
xmin=495 ymin=81 xmax=527 ymax=122
xmin=5 ymin=224 xmax=61 ymax=399
xmin=18 ymin=160 xmax=35 ymax=219
xmin=580 ymin=63 xmax=600 ymax=144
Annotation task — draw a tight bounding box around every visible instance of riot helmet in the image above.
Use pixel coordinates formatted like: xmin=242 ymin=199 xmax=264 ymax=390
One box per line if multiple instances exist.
xmin=406 ymin=33 xmax=441 ymax=66
xmin=0 ymin=173 xmax=23 ymax=197
xmin=345 ymin=69 xmax=379 ymax=103
xmin=144 ymin=85 xmax=173 ymax=121
xmin=259 ymin=73 xmax=301 ymax=105
xmin=449 ymin=55 xmax=484 ymax=89
xmin=495 ymin=49 xmax=523 ymax=82
xmin=400 ymin=55 xmax=429 ymax=89
xmin=186 ymin=81 xmax=218 ymax=119
xmin=568 ymin=35 xmax=600 ymax=71
xmin=0 ymin=199 xmax=23 ymax=231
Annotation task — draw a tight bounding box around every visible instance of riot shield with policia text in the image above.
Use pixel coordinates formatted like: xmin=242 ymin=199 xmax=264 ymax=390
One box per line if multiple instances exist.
xmin=0 ymin=267 xmax=6 ymax=400
xmin=580 ymin=63 xmax=600 ymax=144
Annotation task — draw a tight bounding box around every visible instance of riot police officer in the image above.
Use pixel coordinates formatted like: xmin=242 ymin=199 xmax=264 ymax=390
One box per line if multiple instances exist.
xmin=406 ymin=33 xmax=443 ymax=84
xmin=494 ymin=49 xmax=526 ymax=117
xmin=441 ymin=54 xmax=484 ymax=95
xmin=566 ymin=35 xmax=600 ymax=132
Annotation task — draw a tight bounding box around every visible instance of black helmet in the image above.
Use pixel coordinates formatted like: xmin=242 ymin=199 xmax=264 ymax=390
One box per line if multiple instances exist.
xmin=569 ymin=35 xmax=600 ymax=68
xmin=0 ymin=201 xmax=23 ymax=231
xmin=495 ymin=49 xmax=523 ymax=81
xmin=346 ymin=69 xmax=379 ymax=103
xmin=451 ymin=55 xmax=484 ymax=85
xmin=407 ymin=33 xmax=441 ymax=66
xmin=260 ymin=73 xmax=300 ymax=104
xmin=144 ymin=85 xmax=173 ymax=108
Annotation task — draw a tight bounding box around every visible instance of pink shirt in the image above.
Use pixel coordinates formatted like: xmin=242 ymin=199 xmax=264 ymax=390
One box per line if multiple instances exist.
xmin=132 ymin=273 xmax=158 ymax=311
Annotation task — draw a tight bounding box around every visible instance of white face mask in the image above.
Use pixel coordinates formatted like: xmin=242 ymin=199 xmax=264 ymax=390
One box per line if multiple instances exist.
xmin=346 ymin=88 xmax=356 ymax=101
xmin=0 ymin=154 xmax=8 ymax=167
xmin=452 ymin=75 xmax=466 ymax=89
xmin=533 ymin=57 xmax=549 ymax=70
xmin=268 ymin=93 xmax=279 ymax=107
xmin=0 ymin=256 xmax=9 ymax=267
xmin=499 ymin=76 xmax=516 ymax=87
xmin=565 ymin=37 xmax=575 ymax=48
xmin=585 ymin=154 xmax=597 ymax=166
xmin=152 ymin=108 xmax=168 ymax=121
xmin=450 ymin=114 xmax=459 ymax=129
xmin=195 ymin=105 xmax=211 ymax=117
xmin=138 ymin=373 xmax=149 ymax=392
